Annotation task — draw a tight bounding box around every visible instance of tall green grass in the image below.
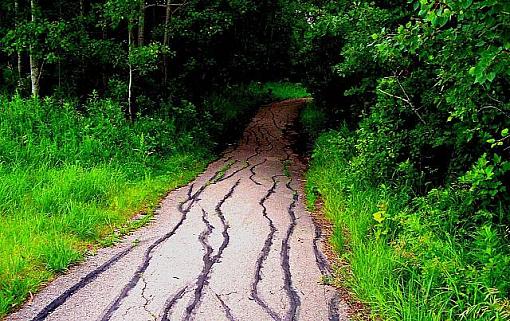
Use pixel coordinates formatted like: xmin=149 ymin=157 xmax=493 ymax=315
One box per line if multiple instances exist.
xmin=0 ymin=81 xmax=307 ymax=316
xmin=0 ymin=95 xmax=210 ymax=316
xmin=306 ymin=129 xmax=510 ymax=321
xmin=248 ymin=82 xmax=310 ymax=101
xmin=299 ymin=102 xmax=327 ymax=138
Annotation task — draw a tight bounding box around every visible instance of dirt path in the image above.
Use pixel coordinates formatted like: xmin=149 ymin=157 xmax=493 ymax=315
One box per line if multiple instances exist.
xmin=7 ymin=99 xmax=348 ymax=321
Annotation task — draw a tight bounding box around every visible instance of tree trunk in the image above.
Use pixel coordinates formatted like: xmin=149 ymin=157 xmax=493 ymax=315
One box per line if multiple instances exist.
xmin=163 ymin=0 xmax=171 ymax=85
xmin=29 ymin=0 xmax=40 ymax=96
xmin=58 ymin=0 xmax=62 ymax=90
xmin=138 ymin=1 xmax=145 ymax=46
xmin=128 ymin=21 xmax=134 ymax=120
xmin=14 ymin=0 xmax=22 ymax=87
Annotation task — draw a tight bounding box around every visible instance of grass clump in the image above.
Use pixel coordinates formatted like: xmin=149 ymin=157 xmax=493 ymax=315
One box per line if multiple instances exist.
xmin=248 ymin=81 xmax=310 ymax=101
xmin=299 ymin=102 xmax=327 ymax=139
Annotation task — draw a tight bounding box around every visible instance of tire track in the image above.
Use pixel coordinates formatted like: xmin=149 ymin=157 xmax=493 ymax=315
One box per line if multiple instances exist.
xmin=100 ymin=164 xmax=232 ymax=321
xmin=251 ymin=175 xmax=284 ymax=321
xmin=281 ymin=178 xmax=301 ymax=321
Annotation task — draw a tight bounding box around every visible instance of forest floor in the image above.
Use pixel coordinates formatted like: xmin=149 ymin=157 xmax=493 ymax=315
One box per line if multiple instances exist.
xmin=7 ymin=99 xmax=348 ymax=321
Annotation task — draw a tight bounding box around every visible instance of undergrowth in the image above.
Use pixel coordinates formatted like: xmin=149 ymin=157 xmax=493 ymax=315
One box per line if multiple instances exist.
xmin=0 ymin=81 xmax=301 ymax=317
xmin=306 ymin=128 xmax=510 ymax=321
xmin=248 ymin=81 xmax=310 ymax=101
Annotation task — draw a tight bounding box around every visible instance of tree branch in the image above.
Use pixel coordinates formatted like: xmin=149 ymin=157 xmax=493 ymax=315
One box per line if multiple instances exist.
xmin=144 ymin=3 xmax=187 ymax=10
xmin=377 ymin=86 xmax=426 ymax=125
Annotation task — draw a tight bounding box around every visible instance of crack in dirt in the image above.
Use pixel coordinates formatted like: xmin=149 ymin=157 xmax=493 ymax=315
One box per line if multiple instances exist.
xmin=100 ymin=164 xmax=230 ymax=321
xmin=139 ymin=275 xmax=156 ymax=320
xmin=270 ymin=108 xmax=283 ymax=131
xmin=251 ymin=175 xmax=284 ymax=321
xmin=182 ymin=180 xmax=241 ymax=320
xmin=211 ymin=289 xmax=236 ymax=321
xmin=215 ymin=161 xmax=250 ymax=183
xmin=281 ymin=178 xmax=302 ymax=321
xmin=249 ymin=158 xmax=267 ymax=186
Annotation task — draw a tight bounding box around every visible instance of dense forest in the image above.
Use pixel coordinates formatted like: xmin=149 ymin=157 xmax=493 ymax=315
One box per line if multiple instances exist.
xmin=1 ymin=0 xmax=509 ymax=320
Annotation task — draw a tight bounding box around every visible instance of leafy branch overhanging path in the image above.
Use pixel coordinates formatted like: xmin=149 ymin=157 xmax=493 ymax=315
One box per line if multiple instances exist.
xmin=8 ymin=99 xmax=348 ymax=321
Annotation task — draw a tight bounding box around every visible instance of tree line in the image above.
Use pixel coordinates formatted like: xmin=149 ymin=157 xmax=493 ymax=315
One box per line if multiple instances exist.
xmin=0 ymin=0 xmax=301 ymax=115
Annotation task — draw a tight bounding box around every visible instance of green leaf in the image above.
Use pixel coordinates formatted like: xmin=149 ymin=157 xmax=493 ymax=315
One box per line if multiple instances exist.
xmin=486 ymin=72 xmax=496 ymax=82
xmin=373 ymin=211 xmax=385 ymax=223
xmin=462 ymin=0 xmax=473 ymax=9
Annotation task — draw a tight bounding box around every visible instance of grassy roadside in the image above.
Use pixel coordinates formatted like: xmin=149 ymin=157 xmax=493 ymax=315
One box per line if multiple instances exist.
xmin=0 ymin=81 xmax=307 ymax=317
xmin=0 ymin=156 xmax=207 ymax=316
xmin=304 ymin=127 xmax=510 ymax=321
xmin=0 ymin=95 xmax=214 ymax=316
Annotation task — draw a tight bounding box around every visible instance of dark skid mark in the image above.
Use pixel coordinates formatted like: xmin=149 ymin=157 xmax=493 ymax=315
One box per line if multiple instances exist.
xmin=30 ymin=245 xmax=134 ymax=321
xmin=246 ymin=150 xmax=261 ymax=163
xmin=101 ymin=164 xmax=227 ymax=321
xmin=249 ymin=158 xmax=267 ymax=186
xmin=212 ymin=291 xmax=236 ymax=321
xmin=254 ymin=122 xmax=269 ymax=146
xmin=216 ymin=161 xmax=250 ymax=183
xmin=281 ymin=179 xmax=301 ymax=321
xmin=251 ymin=175 xmax=284 ymax=321
xmin=270 ymin=108 xmax=282 ymax=131
xmin=160 ymin=286 xmax=189 ymax=321
xmin=328 ymin=292 xmax=341 ymax=321
xmin=183 ymin=180 xmax=241 ymax=320
xmin=312 ymin=223 xmax=332 ymax=276
xmin=311 ymin=201 xmax=340 ymax=320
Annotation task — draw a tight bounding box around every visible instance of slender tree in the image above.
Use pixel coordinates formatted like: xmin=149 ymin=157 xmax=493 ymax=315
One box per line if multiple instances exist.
xmin=29 ymin=0 xmax=40 ymax=96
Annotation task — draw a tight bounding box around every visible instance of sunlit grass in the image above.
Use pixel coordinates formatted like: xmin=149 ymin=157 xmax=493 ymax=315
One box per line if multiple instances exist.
xmin=0 ymin=95 xmax=210 ymax=317
xmin=305 ymin=129 xmax=510 ymax=321
xmin=249 ymin=81 xmax=310 ymax=100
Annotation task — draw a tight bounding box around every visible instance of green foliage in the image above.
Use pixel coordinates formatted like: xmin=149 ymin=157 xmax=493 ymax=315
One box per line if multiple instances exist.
xmin=306 ymin=129 xmax=510 ymax=320
xmin=248 ymin=82 xmax=310 ymax=101
xmin=302 ymin=0 xmax=510 ymax=319
xmin=0 ymin=79 xmax=272 ymax=317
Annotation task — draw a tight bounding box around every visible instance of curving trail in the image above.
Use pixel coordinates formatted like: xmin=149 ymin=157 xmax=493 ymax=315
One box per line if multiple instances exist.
xmin=7 ymin=99 xmax=348 ymax=321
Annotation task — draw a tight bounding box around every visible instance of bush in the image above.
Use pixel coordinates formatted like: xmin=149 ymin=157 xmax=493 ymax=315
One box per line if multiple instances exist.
xmin=301 ymin=1 xmax=510 ymax=318
xmin=306 ymin=128 xmax=510 ymax=320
